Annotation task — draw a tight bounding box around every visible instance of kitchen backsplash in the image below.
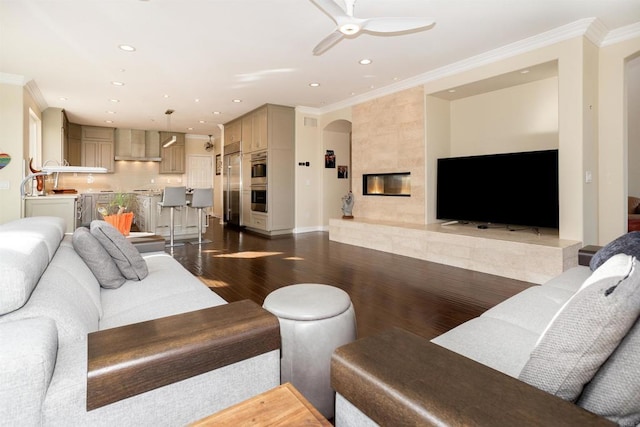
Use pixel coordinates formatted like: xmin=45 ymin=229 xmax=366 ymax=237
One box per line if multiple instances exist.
xmin=51 ymin=161 xmax=184 ymax=193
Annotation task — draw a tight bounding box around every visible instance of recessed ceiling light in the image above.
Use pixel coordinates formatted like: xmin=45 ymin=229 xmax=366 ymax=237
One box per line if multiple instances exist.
xmin=393 ymin=77 xmax=399 ymax=81
xmin=119 ymin=44 xmax=136 ymax=52
xmin=163 ymin=94 xmax=170 ymax=98
xmin=195 ymin=98 xmax=200 ymax=103
xmin=213 ymin=111 xmax=221 ymax=115
xmin=520 ymin=69 xmax=530 ymax=74
xmin=111 ymin=81 xmax=125 ymax=86
xmin=59 ymin=97 xmax=67 ymax=101
xmin=105 ymin=120 xmax=114 ymax=124
xmin=309 ymin=82 xmax=320 ymax=87
xmin=232 ymin=99 xmax=242 ymax=103
xmin=187 ymin=127 xmax=194 ymax=131
xmin=350 ymin=92 xmax=356 ymax=96
xmin=106 ymin=111 xmax=116 ymax=114
xmin=109 ymin=99 xmax=120 ymax=103
xmin=199 ymin=120 xmax=206 ymax=124
xmin=448 ymin=89 xmax=456 ymax=93
xmin=359 ymin=58 xmax=372 ymax=65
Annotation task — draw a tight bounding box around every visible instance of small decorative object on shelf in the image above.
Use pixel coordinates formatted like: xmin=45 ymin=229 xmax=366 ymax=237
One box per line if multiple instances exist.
xmin=342 ymin=190 xmax=354 ymax=219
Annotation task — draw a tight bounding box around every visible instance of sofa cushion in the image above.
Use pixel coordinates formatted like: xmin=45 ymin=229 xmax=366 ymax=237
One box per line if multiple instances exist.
xmin=72 ymin=227 xmax=125 ymax=289
xmin=519 ymin=254 xmax=640 ymax=402
xmin=99 ymin=253 xmax=227 ymax=329
xmin=0 ymin=317 xmax=58 ymax=426
xmin=481 ymin=286 xmax=574 ymax=335
xmin=0 ymin=216 xmax=65 ymax=260
xmin=432 ymin=316 xmax=540 ymax=378
xmin=590 ymin=231 xmax=640 ymax=271
xmin=577 ymin=319 xmax=640 ymax=426
xmin=0 ymin=231 xmax=50 ymax=315
xmin=90 ymin=220 xmax=148 ymax=280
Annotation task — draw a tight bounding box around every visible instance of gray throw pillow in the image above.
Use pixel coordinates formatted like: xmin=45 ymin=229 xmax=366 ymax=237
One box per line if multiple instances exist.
xmin=90 ymin=221 xmax=148 ymax=281
xmin=519 ymin=254 xmax=640 ymax=402
xmin=73 ymin=227 xmax=126 ymax=289
xmin=590 ymin=231 xmax=640 ymax=271
xmin=577 ymin=319 xmax=640 ymax=426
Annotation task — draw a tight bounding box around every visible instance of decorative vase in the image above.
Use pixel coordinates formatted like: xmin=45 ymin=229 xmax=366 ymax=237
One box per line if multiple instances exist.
xmin=103 ymin=212 xmax=134 ymax=236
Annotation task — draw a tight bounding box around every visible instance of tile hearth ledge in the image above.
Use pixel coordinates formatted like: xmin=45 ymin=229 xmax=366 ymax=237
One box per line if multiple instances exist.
xmin=329 ymin=218 xmax=581 ymax=285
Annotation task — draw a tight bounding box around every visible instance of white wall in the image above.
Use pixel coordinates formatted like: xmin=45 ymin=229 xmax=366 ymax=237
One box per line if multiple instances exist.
xmin=449 ymin=77 xmax=559 ymax=156
xmin=628 ymin=55 xmax=640 ymax=198
xmin=598 ymin=36 xmax=640 ymax=243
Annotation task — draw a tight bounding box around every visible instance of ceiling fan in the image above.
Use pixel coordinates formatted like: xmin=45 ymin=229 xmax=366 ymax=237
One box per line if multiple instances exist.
xmin=205 ymin=135 xmax=214 ymax=152
xmin=310 ymin=0 xmax=436 ymax=55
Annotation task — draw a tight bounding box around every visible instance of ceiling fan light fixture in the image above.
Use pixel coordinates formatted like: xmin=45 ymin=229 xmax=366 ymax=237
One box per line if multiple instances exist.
xmin=339 ymin=23 xmax=360 ymax=35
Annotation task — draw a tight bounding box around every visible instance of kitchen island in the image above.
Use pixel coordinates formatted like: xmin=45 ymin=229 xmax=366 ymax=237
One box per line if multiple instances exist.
xmin=79 ymin=191 xmax=206 ymax=241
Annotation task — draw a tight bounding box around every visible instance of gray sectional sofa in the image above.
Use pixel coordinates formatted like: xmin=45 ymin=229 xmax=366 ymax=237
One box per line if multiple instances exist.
xmin=0 ymin=216 xmax=280 ymax=426
xmin=332 ymin=238 xmax=640 ymax=426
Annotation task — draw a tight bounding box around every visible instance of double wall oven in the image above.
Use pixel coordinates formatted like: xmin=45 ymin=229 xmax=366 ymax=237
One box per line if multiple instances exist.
xmin=250 ymin=151 xmax=267 ymax=212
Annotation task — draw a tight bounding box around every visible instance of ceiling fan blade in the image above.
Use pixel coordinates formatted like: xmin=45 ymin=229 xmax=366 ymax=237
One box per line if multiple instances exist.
xmin=362 ymin=17 xmax=436 ymax=33
xmin=309 ymin=0 xmax=349 ymax=23
xmin=313 ymin=30 xmax=345 ymax=55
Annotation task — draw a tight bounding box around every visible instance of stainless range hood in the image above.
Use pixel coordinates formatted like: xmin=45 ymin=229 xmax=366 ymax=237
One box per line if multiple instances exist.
xmin=114 ymin=129 xmax=162 ymax=162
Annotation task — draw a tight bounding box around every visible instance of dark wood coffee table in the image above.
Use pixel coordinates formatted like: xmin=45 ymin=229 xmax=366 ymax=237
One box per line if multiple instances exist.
xmin=190 ymin=383 xmax=331 ymax=426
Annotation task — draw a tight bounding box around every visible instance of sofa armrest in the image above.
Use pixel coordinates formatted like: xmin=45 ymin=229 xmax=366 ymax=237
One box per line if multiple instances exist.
xmin=331 ymin=327 xmax=613 ymax=426
xmin=87 ymin=300 xmax=280 ymax=410
xmin=579 ymin=245 xmax=602 ymax=266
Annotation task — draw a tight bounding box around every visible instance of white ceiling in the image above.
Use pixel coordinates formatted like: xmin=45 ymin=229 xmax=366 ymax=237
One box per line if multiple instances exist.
xmin=1 ymin=0 xmax=639 ymax=139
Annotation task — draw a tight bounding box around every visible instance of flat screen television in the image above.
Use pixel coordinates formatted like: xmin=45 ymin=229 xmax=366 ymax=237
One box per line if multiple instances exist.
xmin=436 ymin=149 xmax=559 ymax=228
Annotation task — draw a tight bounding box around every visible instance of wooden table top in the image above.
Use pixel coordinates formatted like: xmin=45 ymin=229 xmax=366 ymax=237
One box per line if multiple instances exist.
xmin=190 ymin=383 xmax=332 ymax=427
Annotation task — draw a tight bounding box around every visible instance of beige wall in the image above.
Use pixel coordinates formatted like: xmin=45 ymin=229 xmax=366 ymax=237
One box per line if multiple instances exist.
xmin=629 ymin=55 xmax=640 ymax=198
xmin=598 ymin=36 xmax=640 ymax=244
xmin=294 ymin=109 xmax=323 ymax=231
xmin=352 ymin=86 xmax=425 ymax=224
xmin=449 ymin=77 xmax=559 ymax=156
xmin=0 ymin=84 xmax=25 ymax=223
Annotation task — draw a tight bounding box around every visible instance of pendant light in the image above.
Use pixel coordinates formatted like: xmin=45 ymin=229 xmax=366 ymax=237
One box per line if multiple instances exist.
xmin=162 ymin=109 xmax=177 ymax=148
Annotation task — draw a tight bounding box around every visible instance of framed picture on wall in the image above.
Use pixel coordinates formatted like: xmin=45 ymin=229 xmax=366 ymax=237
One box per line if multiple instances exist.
xmin=338 ymin=165 xmax=348 ymax=179
xmin=216 ymin=154 xmax=222 ymax=175
xmin=325 ymin=150 xmax=336 ymax=168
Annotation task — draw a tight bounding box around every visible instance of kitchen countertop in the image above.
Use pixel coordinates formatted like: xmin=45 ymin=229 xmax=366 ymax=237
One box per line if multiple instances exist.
xmin=24 ymin=194 xmax=79 ymax=199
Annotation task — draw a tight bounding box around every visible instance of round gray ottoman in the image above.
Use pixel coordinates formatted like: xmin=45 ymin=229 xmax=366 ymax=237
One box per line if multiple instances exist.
xmin=263 ymin=283 xmax=357 ymax=419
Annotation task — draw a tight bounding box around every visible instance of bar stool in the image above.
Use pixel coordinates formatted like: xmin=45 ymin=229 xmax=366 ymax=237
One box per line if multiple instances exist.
xmin=158 ymin=186 xmax=186 ymax=247
xmin=190 ymin=188 xmax=213 ymax=244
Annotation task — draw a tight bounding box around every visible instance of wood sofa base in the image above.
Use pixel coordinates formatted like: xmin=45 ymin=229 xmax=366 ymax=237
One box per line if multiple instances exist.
xmin=87 ymin=300 xmax=280 ymax=410
xmin=331 ymin=327 xmax=613 ymax=426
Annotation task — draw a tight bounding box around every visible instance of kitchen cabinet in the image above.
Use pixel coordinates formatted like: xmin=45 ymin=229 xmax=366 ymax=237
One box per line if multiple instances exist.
xmin=66 ymin=122 xmax=82 ymax=166
xmin=42 ymin=108 xmax=68 ymax=165
xmin=82 ymin=126 xmax=115 ymax=172
xmin=224 ymin=119 xmax=242 ymax=147
xmin=236 ymin=104 xmax=295 ymax=235
xmin=241 ymin=155 xmax=252 ymax=226
xmin=25 ymin=195 xmax=78 ymax=233
xmin=159 ymin=132 xmax=185 ymax=174
xmin=240 ymin=106 xmax=268 ymax=153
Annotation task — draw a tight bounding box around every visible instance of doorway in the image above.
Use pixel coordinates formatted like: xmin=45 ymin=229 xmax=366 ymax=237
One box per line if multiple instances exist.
xmin=322 ymin=120 xmax=352 ymax=227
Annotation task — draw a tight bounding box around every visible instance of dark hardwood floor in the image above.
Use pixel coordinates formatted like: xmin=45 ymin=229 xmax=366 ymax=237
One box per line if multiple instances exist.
xmin=168 ymin=220 xmax=534 ymax=340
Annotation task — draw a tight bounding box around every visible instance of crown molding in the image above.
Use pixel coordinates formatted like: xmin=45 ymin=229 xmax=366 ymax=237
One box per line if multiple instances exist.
xmin=0 ymin=72 xmax=27 ymax=85
xmin=306 ymin=18 xmax=612 ymax=115
xmin=601 ymin=21 xmax=640 ymax=47
xmin=25 ymin=80 xmax=48 ymax=111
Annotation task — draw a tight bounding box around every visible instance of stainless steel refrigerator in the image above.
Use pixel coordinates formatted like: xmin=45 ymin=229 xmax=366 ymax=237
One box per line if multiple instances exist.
xmin=223 ymin=143 xmax=241 ymax=226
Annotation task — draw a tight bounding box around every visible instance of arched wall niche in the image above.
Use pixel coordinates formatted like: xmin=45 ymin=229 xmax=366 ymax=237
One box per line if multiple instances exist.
xmin=322 ymin=119 xmax=352 ymax=226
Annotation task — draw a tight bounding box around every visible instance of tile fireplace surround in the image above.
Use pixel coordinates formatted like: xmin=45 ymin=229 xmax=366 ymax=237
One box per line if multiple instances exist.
xmin=329 ymin=218 xmax=581 ymax=284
